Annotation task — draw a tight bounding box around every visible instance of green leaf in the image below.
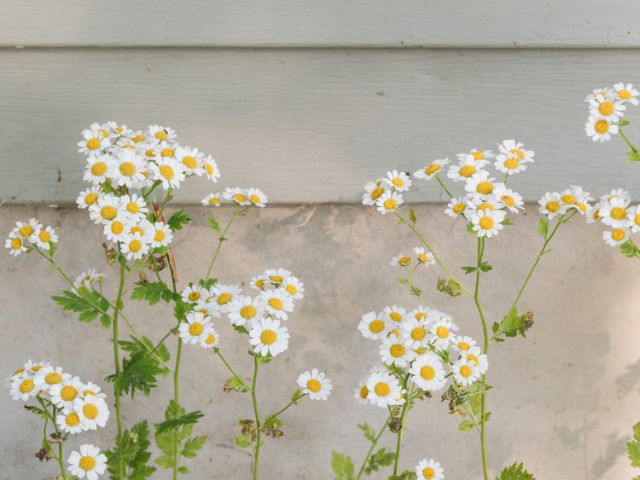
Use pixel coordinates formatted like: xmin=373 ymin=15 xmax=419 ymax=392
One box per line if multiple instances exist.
xmin=627 ymin=150 xmax=640 ymax=163
xmin=155 ymin=401 xmax=204 ymax=470
xmin=178 ymin=466 xmax=190 ymax=474
xmin=156 ymin=410 xmax=204 ymax=435
xmin=331 ymin=451 xmax=354 ymax=480
xmin=538 ymin=218 xmax=548 ymax=239
xmin=620 ymin=241 xmax=640 ymax=258
xmin=358 ymin=422 xmax=376 ymax=442
xmin=206 ymin=217 xmax=220 ymax=232
xmin=408 ymin=209 xmax=417 ymax=224
xmin=105 ymin=421 xmax=157 ymax=480
xmin=173 ymin=300 xmax=192 ymax=321
xmin=462 ymin=266 xmax=477 ymax=274
xmin=364 ymin=447 xmax=395 ymax=475
xmin=131 ymin=282 xmax=178 ymax=305
xmin=224 ymin=376 xmax=250 ymax=393
xmin=496 ymin=462 xmax=535 ymax=480
xmin=388 ymin=471 xmax=417 ymax=480
xmin=182 ymin=436 xmax=207 ymax=459
xmin=628 ymin=421 xmax=640 ymax=468
xmin=458 ymin=419 xmax=474 ymax=432
xmin=479 ymin=262 xmax=493 ymax=273
xmin=235 ymin=434 xmax=253 ymax=448
xmin=436 ymin=278 xmax=462 ymax=297
xmin=502 ymin=217 xmax=515 ymax=226
xmin=51 ymin=289 xmax=111 ymax=327
xmin=167 ymin=210 xmax=192 ymax=231
xmin=501 ymin=308 xmax=525 ymax=338
xmin=198 ymin=278 xmax=217 ymax=290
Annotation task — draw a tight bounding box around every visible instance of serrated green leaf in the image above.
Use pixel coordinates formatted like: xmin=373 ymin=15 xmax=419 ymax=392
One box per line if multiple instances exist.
xmin=628 ymin=421 xmax=640 ymax=468
xmin=364 ymin=447 xmax=395 ymax=475
xmin=358 ymin=422 xmax=376 ymax=442
xmin=52 ymin=289 xmax=110 ymax=326
xmin=182 ymin=436 xmax=207 ymax=459
xmin=105 ymin=420 xmax=157 ymax=480
xmin=458 ymin=419 xmax=474 ymax=432
xmin=167 ymin=210 xmax=192 ymax=231
xmin=501 ymin=308 xmax=525 ymax=338
xmin=156 ymin=411 xmax=204 ymax=435
xmin=331 ymin=451 xmax=354 ymax=480
xmin=620 ymin=241 xmax=640 ymax=258
xmin=131 ymin=282 xmax=178 ymax=305
xmin=496 ymin=462 xmax=535 ymax=480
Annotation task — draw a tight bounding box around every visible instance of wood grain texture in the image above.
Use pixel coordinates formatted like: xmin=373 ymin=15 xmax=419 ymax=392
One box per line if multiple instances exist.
xmin=2 ymin=47 xmax=640 ymax=204
xmin=2 ymin=0 xmax=640 ymax=48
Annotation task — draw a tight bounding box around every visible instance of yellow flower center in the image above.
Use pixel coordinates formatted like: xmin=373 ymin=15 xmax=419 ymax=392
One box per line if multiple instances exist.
xmin=270 ymin=275 xmax=284 ymax=283
xmin=217 ymin=293 xmax=232 ymax=305
xmin=510 ymin=148 xmax=525 ymax=159
xmin=86 ymin=138 xmax=101 ymax=150
xmin=423 ymin=467 xmax=436 ymax=479
xmin=594 ymin=120 xmax=609 ymax=134
xmin=425 ymin=164 xmax=440 ymax=176
xmin=38 ymin=230 xmax=51 ymax=242
xmin=415 ymin=312 xmax=426 ymax=320
xmin=390 ymin=344 xmax=405 ymax=358
xmin=384 ymin=199 xmax=397 ymax=210
xmin=398 ymin=256 xmax=411 ymax=265
xmin=546 ymin=201 xmax=559 ymax=213
xmin=19 ymin=379 xmax=34 ymax=393
xmin=453 ymin=203 xmax=466 ymax=214
xmin=460 ymin=365 xmax=473 ymax=378
xmin=161 ymin=148 xmax=175 ymax=158
xmin=11 ymin=238 xmax=22 ymax=250
xmin=249 ymin=194 xmax=262 ymax=204
xmin=612 ymin=229 xmax=626 ymax=241
xmin=307 ymin=379 xmax=322 ymax=393
xmin=561 ymin=194 xmax=576 ymax=205
xmin=476 ymin=181 xmax=494 ymax=195
xmin=132 ymin=134 xmax=146 ymax=143
xmin=204 ymin=334 xmax=216 ymax=345
xmin=126 ymin=202 xmax=139 ymax=214
xmin=154 ymin=230 xmax=165 ymax=242
xmin=420 ymin=366 xmax=436 ymax=381
xmin=100 ymin=206 xmax=117 ymax=220
xmin=188 ymin=292 xmax=200 ymax=302
xmin=472 ymin=151 xmax=485 ymax=160
xmin=285 ymin=284 xmax=298 ymax=295
xmin=208 ymin=197 xmax=220 ymax=205
xmin=360 ymin=386 xmax=369 ymax=399
xmin=119 ymin=162 xmax=136 ymax=177
xmin=110 ymin=222 xmax=124 ymax=235
xmin=18 ymin=225 xmax=34 ymax=237
xmin=598 ymin=102 xmax=614 ymax=116
xmin=65 ymin=412 xmax=81 ymax=426
xmin=83 ymin=403 xmax=99 ymax=419
xmin=411 ymin=327 xmax=426 ymax=341
xmin=458 ymin=342 xmax=470 ymax=351
xmin=389 ymin=312 xmax=402 ymax=322
xmin=459 ymin=165 xmax=476 ymax=177
xmin=189 ymin=322 xmax=204 ymax=336
xmin=159 ymin=165 xmax=175 ymax=180
xmin=91 ymin=162 xmax=107 ymax=176
xmin=436 ymin=326 xmax=449 ymax=339
xmin=240 ymin=305 xmax=257 ymax=319
xmin=85 ymin=193 xmax=99 ymax=205
xmin=13 ymin=367 xmax=25 ymax=376
xmin=619 ymin=89 xmax=632 ymax=99
xmin=504 ymin=158 xmax=519 ymax=170
xmin=479 ymin=216 xmax=494 ymax=230
xmin=79 ymin=456 xmax=96 ymax=471
xmin=374 ymin=382 xmax=390 ymax=397
xmin=391 ymin=177 xmax=404 ymax=187
xmin=234 ymin=193 xmax=247 ymax=203
xmin=60 ymin=385 xmax=78 ymax=401
xmin=501 ymin=195 xmax=515 ymax=207
xmin=477 ymin=202 xmax=494 ymax=212
xmin=369 ymin=320 xmax=385 ymax=334
xmin=610 ymin=207 xmax=626 ymax=220
xmin=182 ymin=156 xmax=198 ymax=169
xmin=260 ymin=329 xmax=277 ymax=345
xmin=371 ymin=187 xmax=385 ymax=200
xmin=467 ymin=354 xmax=480 ymax=365
xmin=154 ymin=131 xmax=168 ymax=141
xmin=206 ymin=163 xmax=215 ymax=175
xmin=83 ymin=389 xmax=96 ymax=396
xmin=634 ymin=214 xmax=640 ymax=226
xmin=45 ymin=372 xmax=62 ymax=385
xmin=145 ymin=149 xmax=156 ymax=158
xmin=129 ymin=240 xmax=142 ymax=253
xmin=268 ymin=298 xmax=283 ymax=310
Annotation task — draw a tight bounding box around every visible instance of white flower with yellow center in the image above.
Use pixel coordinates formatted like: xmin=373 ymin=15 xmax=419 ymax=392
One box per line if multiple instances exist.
xmin=354 ymin=380 xmax=370 ymax=405
xmin=408 ymin=306 xmax=432 ymax=324
xmin=199 ymin=328 xmax=220 ymax=349
xmin=383 ymin=305 xmax=406 ymax=326
xmin=33 ymin=366 xmax=65 ymax=393
xmin=73 ymin=270 xmax=95 ymax=291
xmin=467 ymin=196 xmax=503 ymax=214
xmin=9 ymin=374 xmax=39 ymax=401
xmin=78 ymin=128 xmax=111 ymax=155
xmin=282 ymin=277 xmax=304 ymax=299
xmin=413 ymin=247 xmax=435 ymax=266
xmin=627 ymin=206 xmax=640 ymax=233
xmin=494 ymin=153 xmax=529 ymax=175
xmin=203 ymin=155 xmax=221 ymax=182
xmin=358 ymin=311 xmax=389 ymax=340
xmin=67 ymin=444 xmax=107 ymax=480
xmin=151 ymin=222 xmax=173 ymax=248
xmin=362 ymin=180 xmax=388 ymax=206
xmin=50 ymin=375 xmax=84 ymax=410
xmin=444 ymin=196 xmax=468 ymax=218
xmin=297 ymin=369 xmax=332 ymax=401
xmin=77 ymin=186 xmax=102 ymax=210
xmin=260 ymin=288 xmax=295 ymax=320
xmin=212 ymin=284 xmax=243 ymax=313
xmin=415 ymin=458 xmax=444 ymax=480
xmin=5 ymin=232 xmax=27 ymax=257
xmin=201 ymin=193 xmax=222 ymax=207
xmin=410 ymin=354 xmax=446 ymax=392
xmin=493 ymin=185 xmax=524 ymax=213
xmin=429 ymin=317 xmax=458 ymax=350
xmin=182 ymin=284 xmax=208 ymax=304
xmin=401 ymin=317 xmax=430 ymax=349
xmin=461 ymin=347 xmax=489 ymax=375
xmin=588 ymin=95 xmax=626 ymax=122
xmin=538 ymin=192 xmax=562 ymax=220
xmin=384 ymin=170 xmax=412 ymax=192
xmin=126 ymin=219 xmax=155 ymax=243
xmin=148 ymin=125 xmax=177 ymax=143
xmin=560 ymin=185 xmax=592 ymax=215
xmin=249 ymin=317 xmax=290 ymax=357
xmin=601 ymin=188 xmax=631 ymax=205
xmin=83 ymin=154 xmax=115 ymax=185
xmin=414 ymin=159 xmax=450 ymax=181
xmin=14 ymin=218 xmax=39 ymax=239
xmin=586 ymin=202 xmax=603 ymax=224
xmin=175 ymin=146 xmax=205 ymax=176
xmin=613 ymin=82 xmax=640 ymax=105
xmin=376 ymin=190 xmax=403 ymax=215
xmin=447 ymin=157 xmax=488 ymax=182
xmin=585 ymin=115 xmax=619 ymax=142
xmin=179 ymin=312 xmax=214 ymax=345
xmin=250 ymin=274 xmax=268 ymax=290
xmin=365 ymin=371 xmax=404 ymax=408
xmin=247 ymin=188 xmax=269 ymax=208
xmin=457 ymin=149 xmax=495 ymax=162
xmin=452 ymin=358 xmax=481 ymax=386
xmin=22 ymin=360 xmax=50 ymax=377
xmin=89 ymin=194 xmax=122 ymax=225
xmin=120 ymin=194 xmax=148 ymax=222
xmin=104 ymin=121 xmax=132 ymax=138
xmin=227 ymin=295 xmax=265 ymax=326
xmin=102 ymin=215 xmax=130 ymax=242
xmin=113 ymin=149 xmax=147 ymax=188
xmin=120 ymin=232 xmax=150 ymax=260
xmin=151 ymin=157 xmax=185 ymax=189
xmin=390 ymin=253 xmax=412 ymax=267
xmin=599 ymin=196 xmax=631 ymax=229
xmin=379 ymin=337 xmax=415 ymax=367
xmin=31 ymin=225 xmax=58 ymax=249
xmin=194 ymin=290 xmax=222 ymax=318
xmin=585 ymin=87 xmax=614 ymax=103
xmin=157 ymin=141 xmax=179 ymax=160
xmin=603 ymin=228 xmax=629 ymax=247
xmin=223 ymin=187 xmax=251 ymax=206
xmin=470 ymin=209 xmax=506 ymax=238
xmin=451 ymin=335 xmax=477 ymax=354
xmin=81 ymin=381 xmax=106 ymax=400
xmin=498 ymin=139 xmax=534 ymax=162
xmin=57 ymin=410 xmax=85 ymax=434
xmin=465 ymin=171 xmax=496 ymax=198
xmin=74 ymin=394 xmax=110 ymax=430
xmin=265 ymin=268 xmax=291 ymax=285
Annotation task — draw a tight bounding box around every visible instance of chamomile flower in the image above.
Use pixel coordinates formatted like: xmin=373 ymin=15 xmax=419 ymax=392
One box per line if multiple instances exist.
xmin=390 ymin=253 xmax=412 ymax=267
xmin=247 ymin=188 xmax=268 ymax=207
xmin=249 ymin=317 xmax=290 ymax=357
xmin=211 ymin=284 xmax=243 ymax=313
xmin=102 ymin=216 xmax=129 ymax=242
xmin=202 ymin=193 xmax=221 ymax=207
xmin=126 ymin=218 xmax=154 ymax=242
xmin=379 ymin=337 xmax=415 ymax=367
xmin=67 ymin=444 xmax=107 ymax=480
xmin=81 ymin=382 xmax=106 ymax=399
xmin=50 ymin=376 xmax=84 ymax=410
xmin=414 ymin=247 xmax=435 ymax=265
xmin=175 ymin=146 xmax=205 ymax=176
xmin=408 ymin=306 xmax=431 ymax=323
xmin=585 ymin=115 xmax=619 ymax=142
xmin=120 ymin=194 xmax=148 ymax=221
xmin=358 ymin=311 xmax=389 ymax=340
xmin=384 ymin=170 xmax=412 ymax=192
xmin=200 ymin=328 xmax=220 ymax=349
xmin=383 ymin=305 xmax=406 ymax=325
xmin=182 ymin=284 xmax=208 ymax=304
xmin=282 ymin=277 xmax=304 ymax=299
xmin=365 ymin=371 xmax=404 ymax=408
xmin=297 ymin=369 xmax=333 ymax=401
xmin=467 ymin=196 xmax=502 ymax=213
xmin=151 ymin=157 xmax=185 ymax=189
xmin=494 ymin=154 xmax=529 ymax=175
xmin=410 ymin=354 xmax=446 ymax=392
xmin=74 ymin=270 xmax=96 ymax=291
xmin=627 ymin=206 xmax=640 ymax=233
xmin=601 ymin=188 xmax=631 ymax=205
xmin=250 ymin=274 xmax=268 ymax=290
xmin=179 ymin=312 xmax=214 ymax=345
xmin=150 ymin=222 xmax=172 ymax=248
xmin=588 ymin=96 xmax=626 ymax=122
xmin=429 ymin=317 xmax=458 ymax=350
xmin=613 ymin=83 xmax=640 ymax=105
xmin=227 ymin=295 xmax=265 ymax=326
xmin=10 ymin=375 xmax=38 ymax=401
xmin=34 ymin=366 xmax=65 ymax=392
xmin=585 ymin=87 xmax=614 ymax=102
xmin=376 ymin=191 xmax=403 ymax=214
xmin=362 ymin=180 xmax=388 ymax=206
xmin=77 ymin=186 xmax=102 ymax=209
xmin=261 ymin=288 xmax=294 ymax=320
xmin=15 ymin=218 xmax=39 ymax=238
xmin=457 ymin=148 xmax=495 ymax=162
xmin=560 ymin=185 xmax=592 ymax=214
xmin=414 ymin=159 xmax=450 ymax=181
xmin=465 ymin=171 xmax=496 ymax=198
xmin=5 ymin=232 xmax=26 ymax=256
xmin=415 ymin=459 xmax=445 ymax=480
xmin=444 ymin=196 xmax=468 ymax=218
xmin=354 ymin=380 xmax=370 ymax=405
xmin=78 ymin=128 xmax=111 ymax=155
xmin=461 ymin=347 xmax=489 ymax=375
xmin=224 ymin=187 xmax=251 ymax=206
xmin=451 ymin=335 xmax=477 ymax=354
xmin=498 ymin=139 xmax=534 ymax=162
xmin=603 ymin=228 xmax=629 ymax=246
xmin=31 ymin=225 xmax=58 ymax=249
xmin=148 ymin=125 xmax=177 ymax=143
xmin=470 ymin=209 xmax=506 ymax=238
xmin=447 ymin=158 xmax=488 ymax=182
xmin=452 ymin=358 xmax=481 ymax=386
xmin=265 ymin=268 xmax=291 ymax=285
xmin=538 ymin=192 xmax=562 ymax=220
xmin=203 ymin=155 xmax=221 ymax=182
xmin=83 ymin=154 xmax=115 ymax=184
xmin=113 ymin=150 xmax=147 ymax=187
xmin=493 ymin=185 xmax=524 ymax=213
xmin=57 ymin=410 xmax=84 ymax=434
xmin=89 ymin=194 xmax=121 ymax=225
xmin=74 ymin=394 xmax=110 ymax=430
xmin=401 ymin=318 xmax=430 ymax=349
xmin=599 ymin=196 xmax=631 ymax=228
xmin=120 ymin=232 xmax=150 ymax=260
xmin=586 ymin=202 xmax=604 ymax=224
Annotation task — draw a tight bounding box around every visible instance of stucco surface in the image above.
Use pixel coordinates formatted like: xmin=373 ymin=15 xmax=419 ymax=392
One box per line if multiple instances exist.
xmin=1 ymin=204 xmax=639 ymax=479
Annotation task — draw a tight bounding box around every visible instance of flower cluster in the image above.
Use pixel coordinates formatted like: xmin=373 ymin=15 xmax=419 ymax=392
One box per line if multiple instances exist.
xmin=537 ymin=185 xmax=592 ymax=220
xmin=390 ymin=248 xmax=435 ymax=268
xmin=585 ymin=83 xmax=639 ymax=142
xmin=4 ymin=218 xmax=58 ymax=256
xmin=586 ymin=189 xmax=640 ymax=248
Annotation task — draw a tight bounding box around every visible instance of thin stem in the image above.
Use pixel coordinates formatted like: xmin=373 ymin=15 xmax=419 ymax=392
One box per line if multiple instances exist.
xmin=38 ymin=398 xmax=67 ymax=479
xmin=205 ymin=205 xmax=246 ymax=280
xmin=405 ymin=264 xmax=425 ymax=306
xmin=393 ymin=395 xmax=410 ymax=476
xmin=112 ymin=260 xmax=126 ymax=479
xmin=172 ymin=338 xmax=183 ymax=480
xmin=435 ymin=175 xmax=455 ymax=199
xmin=266 ymin=394 xmax=307 ymax=423
xmin=251 ymin=356 xmax=262 ymax=480
xmin=355 ymin=414 xmax=391 ymax=480
xmin=216 ymin=351 xmax=247 ymax=387
xmin=618 ymin=125 xmax=639 ymax=153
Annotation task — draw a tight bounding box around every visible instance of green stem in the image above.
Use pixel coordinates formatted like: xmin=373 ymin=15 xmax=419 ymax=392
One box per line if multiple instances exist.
xmin=435 ymin=174 xmax=455 ymax=199
xmin=216 ymin=351 xmax=248 ymax=389
xmin=251 ymin=356 xmax=262 ymax=480
xmin=205 ymin=205 xmax=246 ymax=280
xmin=172 ymin=338 xmax=183 ymax=480
xmin=405 ymin=265 xmax=424 ymax=306
xmin=393 ymin=397 xmax=410 ymax=476
xmin=355 ymin=413 xmax=391 ymax=480
xmin=112 ymin=260 xmax=126 ymax=479
xmin=266 ymin=394 xmax=307 ymax=423
xmin=38 ymin=399 xmax=67 ymax=479
xmin=474 ymin=237 xmax=489 ymax=480
xmin=618 ymin=125 xmax=639 ymax=153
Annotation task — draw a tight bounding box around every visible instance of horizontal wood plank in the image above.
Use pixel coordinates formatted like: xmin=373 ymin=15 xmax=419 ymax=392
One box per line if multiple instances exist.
xmin=1 ymin=48 xmax=640 ymax=204
xmin=2 ymin=0 xmax=640 ymax=48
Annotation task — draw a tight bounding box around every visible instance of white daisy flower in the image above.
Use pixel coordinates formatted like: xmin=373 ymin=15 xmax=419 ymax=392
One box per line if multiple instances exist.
xmin=203 ymin=155 xmax=221 ymax=182
xmin=148 ymin=125 xmax=177 ymax=143
xmin=57 ymin=410 xmax=85 ymax=434
xmin=494 ymin=154 xmax=529 ymax=175
xmin=125 ymin=219 xmax=154 ymax=242
xmin=538 ymin=192 xmax=562 ymax=220
xmin=470 ymin=209 xmax=506 ymax=238
xmin=365 ymin=371 xmax=404 ymax=408
xmin=498 ymin=139 xmax=534 ymax=162
xmin=461 ymin=347 xmax=489 ymax=375
xmin=390 ymin=253 xmax=412 ymax=267
xmin=265 ymin=268 xmax=291 ymax=284
xmin=211 ymin=284 xmax=243 ymax=313
xmin=31 ymin=225 xmax=58 ymax=249
xmin=408 ymin=306 xmax=432 ymax=323
xmin=585 ymin=87 xmax=614 ymax=103
xmin=586 ymin=202 xmax=604 ymax=224
xmin=181 ymin=284 xmax=208 ymax=304
xmin=467 ymin=196 xmax=503 ymax=213
xmin=379 ymin=337 xmax=416 ymax=367
xmin=81 ymin=382 xmax=106 ymax=399
xmin=250 ymin=274 xmax=268 ymax=290
xmin=384 ymin=170 xmax=412 ymax=192
xmin=457 ymin=148 xmax=495 ymax=162
xmin=603 ymin=228 xmax=629 ymax=246
xmin=297 ymin=369 xmax=333 ymax=401
xmin=113 ymin=149 xmax=147 ymax=188
xmin=50 ymin=375 xmax=84 ymax=410
xmin=5 ymin=232 xmax=27 ymax=257
xmin=452 ymin=358 xmax=481 ymax=386
xmin=227 ymin=295 xmax=265 ymax=326
xmin=151 ymin=157 xmax=185 ymax=190
xmin=175 ymin=146 xmax=205 ymax=176
xmin=89 ymin=194 xmax=122 ymax=225
xmin=414 ymin=159 xmax=450 ymax=181
xmin=599 ymin=196 xmax=631 ymax=229
xmin=585 ymin=115 xmax=619 ymax=142
xmin=249 ymin=317 xmax=290 ymax=357
xmin=401 ymin=317 xmax=430 ymax=349
xmin=613 ymin=83 xmax=640 ymax=105
xmin=33 ymin=366 xmax=65 ymax=393
xmin=444 ymin=196 xmax=468 ymax=218
xmin=627 ymin=206 xmax=640 ymax=233
xmin=104 ymin=122 xmax=132 ymax=138
xmin=83 ymin=154 xmax=115 ymax=185
xmin=383 ymin=305 xmax=406 ymax=325
xmin=354 ymin=380 xmax=370 ymax=405
xmin=119 ymin=194 xmax=148 ymax=221
xmin=465 ymin=171 xmax=496 ymax=198
xmin=415 ymin=458 xmax=445 ymax=480
xmin=429 ymin=317 xmax=458 ymax=350
xmin=410 ymin=354 xmax=446 ymax=392
xmin=179 ymin=312 xmax=214 ymax=345
xmin=200 ymin=328 xmax=220 ymax=349
xmin=362 ymin=180 xmax=388 ymax=206
xmin=201 ymin=193 xmax=222 ymax=207
xmin=358 ymin=311 xmax=389 ymax=340
xmin=223 ymin=187 xmax=251 ymax=206
xmin=447 ymin=158 xmax=488 ymax=182
xmin=414 ymin=247 xmax=435 ymax=266
xmin=560 ymin=185 xmax=592 ymax=215
xmin=67 ymin=444 xmax=107 ymax=480
xmin=247 ymin=188 xmax=268 ymax=208
xmin=450 ymin=335 xmax=477 ymax=354
xmin=77 ymin=186 xmax=102 ymax=210
xmin=260 ymin=288 xmax=294 ymax=320
xmin=78 ymin=128 xmax=111 ymax=155
xmin=376 ymin=191 xmax=403 ymax=215
xmin=74 ymin=394 xmax=110 ymax=430
xmin=493 ymin=185 xmax=524 ymax=213
xmin=9 ymin=375 xmax=38 ymax=401
xmin=150 ymin=222 xmax=172 ymax=248
xmin=282 ymin=277 xmax=304 ymax=299
xmin=14 ymin=218 xmax=39 ymax=238
xmin=74 ymin=270 xmax=97 ymax=291
xmin=120 ymin=232 xmax=150 ymax=260
xmin=601 ymin=188 xmax=631 ymax=205
xmin=102 ymin=216 xmax=129 ymax=243
xmin=588 ymin=96 xmax=626 ymax=122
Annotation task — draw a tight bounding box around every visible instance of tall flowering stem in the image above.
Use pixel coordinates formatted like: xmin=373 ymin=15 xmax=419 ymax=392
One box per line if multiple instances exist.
xmin=251 ymin=355 xmax=262 ymax=480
